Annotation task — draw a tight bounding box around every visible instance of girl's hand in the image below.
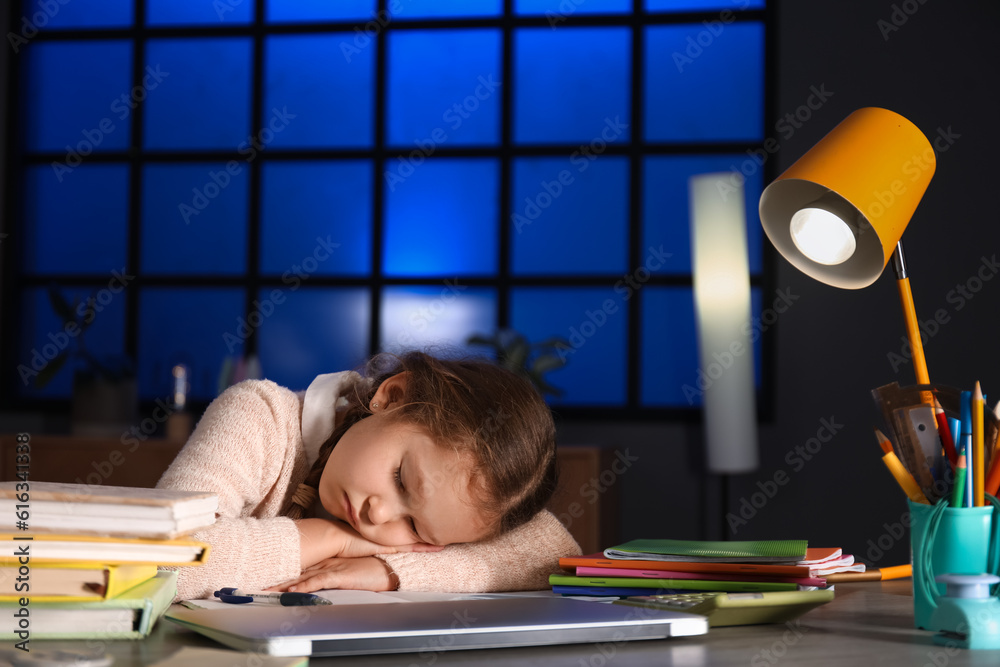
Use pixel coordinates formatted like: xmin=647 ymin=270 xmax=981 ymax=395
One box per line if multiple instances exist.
xmin=267 ymin=557 xmax=399 ymax=593
xmin=296 ymin=518 xmax=442 ymax=568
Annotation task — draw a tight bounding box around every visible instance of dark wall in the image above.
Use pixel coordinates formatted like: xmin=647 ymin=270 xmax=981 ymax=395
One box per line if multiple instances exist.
xmin=559 ymin=0 xmax=1000 ymax=565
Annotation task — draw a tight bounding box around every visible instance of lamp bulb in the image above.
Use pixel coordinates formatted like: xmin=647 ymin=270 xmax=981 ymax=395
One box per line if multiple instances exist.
xmin=789 ymin=207 xmax=857 ymax=266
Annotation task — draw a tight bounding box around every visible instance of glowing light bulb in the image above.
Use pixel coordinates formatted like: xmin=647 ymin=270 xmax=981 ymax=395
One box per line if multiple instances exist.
xmin=789 ymin=207 xmax=857 ymax=265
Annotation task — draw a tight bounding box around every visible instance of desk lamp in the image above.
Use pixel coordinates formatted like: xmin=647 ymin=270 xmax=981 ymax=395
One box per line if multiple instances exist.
xmin=758 ymin=107 xmax=936 ymax=385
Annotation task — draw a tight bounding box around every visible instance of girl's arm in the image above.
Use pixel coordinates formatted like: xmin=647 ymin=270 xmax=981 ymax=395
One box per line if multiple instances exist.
xmin=156 ymin=380 xmax=308 ymax=600
xmin=378 ymin=509 xmax=581 ymax=592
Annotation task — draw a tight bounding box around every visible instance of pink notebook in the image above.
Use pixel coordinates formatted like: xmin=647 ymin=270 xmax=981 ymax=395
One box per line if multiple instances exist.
xmin=574 ymin=566 xmax=826 ymax=588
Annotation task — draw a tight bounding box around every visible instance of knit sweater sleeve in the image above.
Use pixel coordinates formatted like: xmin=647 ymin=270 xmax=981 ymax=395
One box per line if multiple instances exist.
xmin=378 ymin=510 xmax=581 ymax=593
xmin=156 ymin=380 xmax=306 ymax=601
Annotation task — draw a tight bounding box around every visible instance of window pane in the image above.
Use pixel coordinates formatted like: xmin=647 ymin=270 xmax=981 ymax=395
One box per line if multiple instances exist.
xmin=514 ymin=27 xmax=630 ymax=145
xmin=265 ymin=35 xmax=374 ymax=149
xmin=257 ymin=288 xmax=371 ymax=390
xmin=141 ymin=164 xmax=248 ymax=275
xmin=24 ymin=40 xmax=132 ymax=153
xmin=138 ymin=288 xmax=244 ymax=401
xmin=643 ymin=156 xmax=763 ymax=275
xmin=144 ymin=38 xmax=252 ymax=150
xmin=384 ymin=158 xmax=498 ymax=277
xmin=261 ymin=161 xmax=372 ymax=276
xmin=23 ymin=164 xmax=129 ymax=275
xmin=267 ymin=0 xmax=374 ymax=22
xmin=391 ymin=0 xmax=502 ymax=18
xmin=22 ymin=0 xmax=133 ymax=29
xmin=640 ymin=287 xmax=698 ymax=406
xmin=511 ymin=156 xmax=628 ymax=275
xmin=646 ymin=0 xmax=764 ymax=11
xmin=387 ymin=29 xmax=501 ymax=148
xmin=641 ymin=287 xmax=762 ymax=407
xmin=147 ymin=0 xmax=253 ymax=25
xmin=645 ymin=22 xmax=764 ymax=142
xmin=515 ymin=0 xmax=630 ymax=14
xmin=18 ymin=286 xmax=127 ymax=399
xmin=511 ymin=287 xmax=626 ymax=406
xmin=380 ymin=286 xmax=496 ymax=354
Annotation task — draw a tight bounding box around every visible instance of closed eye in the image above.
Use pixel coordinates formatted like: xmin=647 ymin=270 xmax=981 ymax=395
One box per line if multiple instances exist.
xmin=394 ymin=467 xmax=420 ymax=538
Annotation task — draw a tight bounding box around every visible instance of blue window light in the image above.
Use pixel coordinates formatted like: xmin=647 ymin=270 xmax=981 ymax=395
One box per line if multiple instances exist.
xmin=511 ymin=156 xmax=629 ymax=275
xmin=138 ymin=288 xmax=245 ymax=401
xmin=23 ymin=164 xmax=129 ymax=275
xmin=387 ymin=29 xmax=502 ymax=148
xmin=643 ymin=155 xmax=764 ymax=276
xmin=640 ymin=287 xmax=699 ymax=406
xmin=265 ymin=34 xmax=375 ymax=148
xmin=144 ymin=38 xmax=252 ymax=150
xmin=646 ymin=0 xmax=765 ymax=11
xmin=257 ymin=288 xmax=371 ymax=391
xmin=515 ymin=0 xmax=630 ymax=15
xmin=645 ymin=22 xmax=764 ymax=143
xmin=267 ymin=0 xmax=374 ymax=22
xmin=24 ymin=40 xmax=132 ymax=153
xmin=391 ymin=0 xmax=502 ymax=18
xmin=141 ymin=164 xmax=248 ymax=275
xmin=514 ymin=27 xmax=631 ymax=145
xmin=21 ymin=0 xmax=133 ymax=29
xmin=511 ymin=287 xmax=627 ymax=406
xmin=383 ymin=158 xmax=498 ymax=277
xmin=260 ymin=161 xmax=372 ymax=276
xmin=380 ymin=286 xmax=497 ymax=355
xmin=147 ymin=0 xmax=253 ymax=25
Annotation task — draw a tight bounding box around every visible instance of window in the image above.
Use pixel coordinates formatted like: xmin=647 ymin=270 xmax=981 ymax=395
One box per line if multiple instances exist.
xmin=3 ymin=0 xmax=770 ymax=418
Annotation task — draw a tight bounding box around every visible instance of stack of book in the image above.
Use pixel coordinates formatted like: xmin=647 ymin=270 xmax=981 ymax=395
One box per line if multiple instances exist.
xmin=0 ymin=481 xmax=216 ymax=640
xmin=551 ymin=538 xmax=862 ymax=596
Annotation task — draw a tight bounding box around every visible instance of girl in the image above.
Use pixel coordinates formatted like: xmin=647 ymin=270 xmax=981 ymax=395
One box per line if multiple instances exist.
xmin=157 ymin=351 xmax=581 ymax=601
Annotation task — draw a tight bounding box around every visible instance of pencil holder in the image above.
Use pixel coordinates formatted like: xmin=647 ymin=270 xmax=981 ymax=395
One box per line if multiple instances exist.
xmin=909 ymin=497 xmax=1000 ymax=630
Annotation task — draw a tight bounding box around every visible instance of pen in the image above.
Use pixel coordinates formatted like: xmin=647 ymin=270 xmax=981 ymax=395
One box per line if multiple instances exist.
xmin=951 ymin=454 xmax=967 ymax=508
xmin=825 ymin=564 xmax=911 ymax=583
xmin=214 ymin=588 xmax=333 ymax=606
xmin=961 ymin=391 xmax=973 ymax=508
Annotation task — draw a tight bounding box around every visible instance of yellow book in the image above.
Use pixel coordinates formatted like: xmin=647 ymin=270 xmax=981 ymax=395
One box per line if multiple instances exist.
xmin=0 ymin=561 xmax=158 ymax=602
xmin=0 ymin=533 xmax=210 ymax=567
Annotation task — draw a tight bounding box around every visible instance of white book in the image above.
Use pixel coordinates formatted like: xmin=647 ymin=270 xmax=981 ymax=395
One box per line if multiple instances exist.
xmin=0 ymin=481 xmax=217 ymax=539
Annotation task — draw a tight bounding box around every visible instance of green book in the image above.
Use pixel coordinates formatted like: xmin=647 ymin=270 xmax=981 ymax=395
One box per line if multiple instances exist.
xmin=549 ymin=574 xmax=797 ymax=593
xmin=0 ymin=570 xmax=177 ymax=640
xmin=604 ymin=539 xmax=808 ymax=563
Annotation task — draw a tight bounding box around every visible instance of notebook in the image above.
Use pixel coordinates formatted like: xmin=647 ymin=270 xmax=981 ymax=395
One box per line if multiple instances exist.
xmin=166 ymin=596 xmax=708 ymax=657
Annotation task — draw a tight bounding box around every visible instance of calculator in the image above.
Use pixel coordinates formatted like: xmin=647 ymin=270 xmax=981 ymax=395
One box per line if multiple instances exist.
xmin=613 ymin=589 xmax=835 ymax=627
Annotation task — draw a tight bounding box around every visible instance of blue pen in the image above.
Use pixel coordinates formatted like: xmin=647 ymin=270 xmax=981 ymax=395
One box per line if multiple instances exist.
xmin=214 ymin=588 xmax=332 ymax=606
xmin=961 ymin=391 xmax=973 ymax=507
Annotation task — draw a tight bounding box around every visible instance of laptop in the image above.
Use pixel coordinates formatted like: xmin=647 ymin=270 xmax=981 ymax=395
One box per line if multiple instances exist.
xmin=166 ymin=596 xmax=708 ymax=657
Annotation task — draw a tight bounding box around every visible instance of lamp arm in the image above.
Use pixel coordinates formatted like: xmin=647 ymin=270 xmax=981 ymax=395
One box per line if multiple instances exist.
xmin=892 ymin=242 xmax=931 ymax=386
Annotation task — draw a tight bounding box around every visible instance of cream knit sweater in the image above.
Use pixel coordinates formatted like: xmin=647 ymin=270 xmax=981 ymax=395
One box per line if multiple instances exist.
xmin=156 ymin=378 xmax=581 ymax=601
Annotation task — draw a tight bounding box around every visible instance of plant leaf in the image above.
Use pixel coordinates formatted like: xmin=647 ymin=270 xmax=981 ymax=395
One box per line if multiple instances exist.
xmin=47 ymin=287 xmax=77 ymax=328
xmin=531 ymin=354 xmax=567 ymax=375
xmin=33 ymin=352 xmax=68 ymax=389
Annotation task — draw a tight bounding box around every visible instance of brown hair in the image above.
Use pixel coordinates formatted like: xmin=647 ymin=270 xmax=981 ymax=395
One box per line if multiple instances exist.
xmin=284 ymin=351 xmax=558 ymax=539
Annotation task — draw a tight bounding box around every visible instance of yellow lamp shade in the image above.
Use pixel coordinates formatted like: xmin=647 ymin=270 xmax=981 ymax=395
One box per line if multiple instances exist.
xmin=759 ymin=107 xmax=935 ymax=289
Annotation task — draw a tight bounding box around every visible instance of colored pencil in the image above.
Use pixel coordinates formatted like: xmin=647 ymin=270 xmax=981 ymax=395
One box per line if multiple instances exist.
xmin=934 ymin=399 xmax=958 ymax=466
xmin=974 ymin=382 xmax=985 ymax=506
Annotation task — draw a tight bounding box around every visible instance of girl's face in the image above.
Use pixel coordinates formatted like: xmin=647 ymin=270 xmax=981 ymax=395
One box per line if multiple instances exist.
xmin=317 ymin=387 xmax=490 ymax=547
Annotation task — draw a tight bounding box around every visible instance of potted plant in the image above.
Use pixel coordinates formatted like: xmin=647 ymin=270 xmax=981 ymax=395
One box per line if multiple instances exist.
xmin=466 ymin=329 xmax=569 ymax=397
xmin=35 ymin=286 xmax=137 ymax=435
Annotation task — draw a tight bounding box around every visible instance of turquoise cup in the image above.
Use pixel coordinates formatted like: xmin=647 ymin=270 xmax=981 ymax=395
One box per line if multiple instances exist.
xmin=909 ymin=499 xmax=999 ymax=630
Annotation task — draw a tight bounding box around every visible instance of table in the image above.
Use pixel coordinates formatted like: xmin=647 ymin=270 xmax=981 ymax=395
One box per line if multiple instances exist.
xmin=26 ymin=582 xmax=1000 ymax=666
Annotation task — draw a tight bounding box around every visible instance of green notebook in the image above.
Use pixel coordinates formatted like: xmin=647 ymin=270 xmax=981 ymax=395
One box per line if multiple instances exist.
xmin=0 ymin=570 xmax=177 ymax=640
xmin=604 ymin=539 xmax=808 ymax=563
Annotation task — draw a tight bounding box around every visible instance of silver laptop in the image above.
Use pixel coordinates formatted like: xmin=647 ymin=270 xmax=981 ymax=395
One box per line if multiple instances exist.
xmin=166 ymin=597 xmax=707 ymax=657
